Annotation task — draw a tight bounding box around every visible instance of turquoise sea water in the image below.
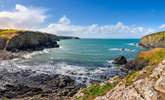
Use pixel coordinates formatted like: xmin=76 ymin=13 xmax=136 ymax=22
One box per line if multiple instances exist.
xmin=3 ymin=39 xmax=142 ymax=84
xmin=30 ymin=39 xmax=141 ymax=66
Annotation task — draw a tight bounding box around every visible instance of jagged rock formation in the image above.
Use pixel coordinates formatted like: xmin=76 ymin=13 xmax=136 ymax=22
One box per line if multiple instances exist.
xmin=0 ymin=29 xmax=79 ymax=52
xmin=0 ymin=67 xmax=82 ymax=99
xmin=140 ymin=31 xmax=165 ymax=48
xmin=0 ymin=29 xmax=60 ymax=52
xmin=95 ymin=60 xmax=165 ymax=100
xmin=113 ymin=56 xmax=127 ymax=65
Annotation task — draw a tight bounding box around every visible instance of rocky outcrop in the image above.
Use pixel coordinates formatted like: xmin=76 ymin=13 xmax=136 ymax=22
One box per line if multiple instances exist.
xmin=0 ymin=29 xmax=79 ymax=52
xmin=140 ymin=31 xmax=165 ymax=48
xmin=95 ymin=60 xmax=165 ymax=100
xmin=0 ymin=29 xmax=60 ymax=52
xmin=113 ymin=56 xmax=127 ymax=65
xmin=0 ymin=68 xmax=82 ymax=99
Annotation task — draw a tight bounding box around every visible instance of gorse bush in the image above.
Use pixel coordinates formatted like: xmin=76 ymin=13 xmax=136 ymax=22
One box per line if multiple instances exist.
xmin=138 ymin=48 xmax=165 ymax=65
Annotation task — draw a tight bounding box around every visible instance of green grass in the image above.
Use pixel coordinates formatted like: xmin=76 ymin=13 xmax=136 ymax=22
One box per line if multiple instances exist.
xmin=124 ymin=71 xmax=140 ymax=86
xmin=2 ymin=97 xmax=10 ymax=100
xmin=124 ymin=65 xmax=155 ymax=86
xmin=0 ymin=29 xmax=22 ymax=40
xmin=77 ymin=82 xmax=117 ymax=100
xmin=141 ymin=31 xmax=165 ymax=44
xmin=138 ymin=48 xmax=165 ymax=65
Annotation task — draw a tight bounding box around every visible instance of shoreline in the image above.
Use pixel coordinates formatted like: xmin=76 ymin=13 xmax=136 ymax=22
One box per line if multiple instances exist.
xmin=0 ymin=50 xmax=134 ymax=99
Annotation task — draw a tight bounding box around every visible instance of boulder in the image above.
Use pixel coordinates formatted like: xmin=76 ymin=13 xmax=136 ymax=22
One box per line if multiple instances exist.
xmin=113 ymin=56 xmax=127 ymax=65
xmin=122 ymin=60 xmax=147 ymax=72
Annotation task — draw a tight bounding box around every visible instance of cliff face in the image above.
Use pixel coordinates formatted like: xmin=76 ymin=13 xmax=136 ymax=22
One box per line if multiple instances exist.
xmin=75 ymin=31 xmax=165 ymax=100
xmin=0 ymin=29 xmax=78 ymax=52
xmin=140 ymin=31 xmax=165 ymax=48
xmin=0 ymin=29 xmax=60 ymax=52
xmin=95 ymin=59 xmax=165 ymax=100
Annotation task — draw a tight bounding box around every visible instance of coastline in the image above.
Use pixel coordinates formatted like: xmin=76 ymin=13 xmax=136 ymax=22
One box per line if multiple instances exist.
xmin=0 ymin=30 xmax=165 ymax=100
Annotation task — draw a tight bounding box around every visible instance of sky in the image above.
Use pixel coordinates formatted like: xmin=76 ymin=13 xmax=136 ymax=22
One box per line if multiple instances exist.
xmin=0 ymin=0 xmax=165 ymax=38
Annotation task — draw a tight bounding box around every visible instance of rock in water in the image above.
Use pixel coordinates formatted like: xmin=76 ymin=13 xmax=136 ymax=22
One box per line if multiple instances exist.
xmin=113 ymin=56 xmax=127 ymax=65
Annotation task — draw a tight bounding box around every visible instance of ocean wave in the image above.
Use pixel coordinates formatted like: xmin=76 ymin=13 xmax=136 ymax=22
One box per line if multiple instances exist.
xmin=127 ymin=43 xmax=139 ymax=47
xmin=0 ymin=60 xmax=125 ymax=85
xmin=109 ymin=48 xmax=135 ymax=52
xmin=22 ymin=49 xmax=50 ymax=59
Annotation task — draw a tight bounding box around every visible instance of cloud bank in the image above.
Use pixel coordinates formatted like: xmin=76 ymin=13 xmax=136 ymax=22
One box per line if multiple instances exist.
xmin=0 ymin=4 xmax=163 ymax=38
xmin=0 ymin=4 xmax=46 ymax=29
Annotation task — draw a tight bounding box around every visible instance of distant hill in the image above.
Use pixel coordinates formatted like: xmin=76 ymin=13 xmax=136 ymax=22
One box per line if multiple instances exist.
xmin=140 ymin=31 xmax=165 ymax=48
xmin=0 ymin=29 xmax=79 ymax=52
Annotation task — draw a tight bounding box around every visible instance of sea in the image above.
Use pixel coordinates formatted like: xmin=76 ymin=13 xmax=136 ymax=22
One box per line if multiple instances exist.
xmin=0 ymin=39 xmax=143 ymax=84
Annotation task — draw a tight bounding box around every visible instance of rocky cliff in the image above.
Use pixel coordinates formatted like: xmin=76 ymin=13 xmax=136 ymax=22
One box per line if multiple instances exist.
xmin=0 ymin=29 xmax=78 ymax=52
xmin=75 ymin=31 xmax=165 ymax=100
xmin=75 ymin=49 xmax=165 ymax=100
xmin=95 ymin=59 xmax=165 ymax=100
xmin=140 ymin=31 xmax=165 ymax=48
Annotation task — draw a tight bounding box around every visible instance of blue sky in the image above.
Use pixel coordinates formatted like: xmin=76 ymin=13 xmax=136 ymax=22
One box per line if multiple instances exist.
xmin=0 ymin=0 xmax=165 ymax=38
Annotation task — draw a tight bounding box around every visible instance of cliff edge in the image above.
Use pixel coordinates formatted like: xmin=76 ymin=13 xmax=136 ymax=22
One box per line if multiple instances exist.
xmin=0 ymin=29 xmax=78 ymax=52
xmin=140 ymin=31 xmax=165 ymax=48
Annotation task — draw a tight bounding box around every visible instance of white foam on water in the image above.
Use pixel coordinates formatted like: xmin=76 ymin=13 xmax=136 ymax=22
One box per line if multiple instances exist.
xmin=127 ymin=43 xmax=139 ymax=47
xmin=109 ymin=48 xmax=135 ymax=52
xmin=22 ymin=49 xmax=50 ymax=59
xmin=0 ymin=57 xmax=125 ymax=85
xmin=127 ymin=43 xmax=135 ymax=46
xmin=108 ymin=48 xmax=122 ymax=51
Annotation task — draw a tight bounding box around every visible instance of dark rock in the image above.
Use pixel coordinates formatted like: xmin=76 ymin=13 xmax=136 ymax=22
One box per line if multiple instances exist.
xmin=121 ymin=60 xmax=148 ymax=73
xmin=113 ymin=56 xmax=127 ymax=65
xmin=0 ymin=29 xmax=79 ymax=52
xmin=0 ymin=70 xmax=82 ymax=99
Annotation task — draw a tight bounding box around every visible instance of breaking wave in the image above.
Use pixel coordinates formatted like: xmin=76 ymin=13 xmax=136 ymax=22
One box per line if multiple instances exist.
xmin=109 ymin=48 xmax=135 ymax=52
xmin=0 ymin=59 xmax=126 ymax=85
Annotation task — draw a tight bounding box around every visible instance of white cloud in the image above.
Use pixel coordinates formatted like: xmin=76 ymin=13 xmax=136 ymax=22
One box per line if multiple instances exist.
xmin=0 ymin=4 xmax=46 ymax=29
xmin=159 ymin=24 xmax=165 ymax=29
xmin=0 ymin=4 xmax=159 ymax=38
xmin=41 ymin=16 xmax=155 ymax=38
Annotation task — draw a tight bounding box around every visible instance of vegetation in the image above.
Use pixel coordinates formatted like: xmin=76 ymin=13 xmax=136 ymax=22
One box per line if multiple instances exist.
xmin=0 ymin=29 xmax=22 ymax=39
xmin=2 ymin=97 xmax=9 ymax=100
xmin=137 ymin=48 xmax=165 ymax=65
xmin=77 ymin=82 xmax=117 ymax=100
xmin=142 ymin=31 xmax=165 ymax=43
xmin=124 ymin=71 xmax=140 ymax=86
xmin=140 ymin=31 xmax=165 ymax=48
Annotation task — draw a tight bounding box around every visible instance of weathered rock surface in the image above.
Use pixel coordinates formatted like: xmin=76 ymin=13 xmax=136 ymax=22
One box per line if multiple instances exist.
xmin=95 ymin=60 xmax=165 ymax=100
xmin=113 ymin=56 xmax=127 ymax=65
xmin=0 ymin=29 xmax=79 ymax=52
xmin=122 ymin=60 xmax=147 ymax=73
xmin=0 ymin=68 xmax=82 ymax=99
xmin=140 ymin=31 xmax=165 ymax=48
xmin=0 ymin=29 xmax=60 ymax=52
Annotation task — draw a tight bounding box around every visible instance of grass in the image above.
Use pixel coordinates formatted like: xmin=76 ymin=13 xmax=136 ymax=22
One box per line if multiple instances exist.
xmin=0 ymin=29 xmax=21 ymax=39
xmin=124 ymin=71 xmax=140 ymax=86
xmin=1 ymin=97 xmax=10 ymax=100
xmin=137 ymin=48 xmax=165 ymax=65
xmin=77 ymin=82 xmax=117 ymax=100
xmin=124 ymin=65 xmax=155 ymax=86
xmin=141 ymin=31 xmax=165 ymax=44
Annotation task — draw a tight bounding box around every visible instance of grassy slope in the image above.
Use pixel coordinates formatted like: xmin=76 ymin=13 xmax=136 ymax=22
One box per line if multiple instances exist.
xmin=140 ymin=31 xmax=165 ymax=47
xmin=0 ymin=29 xmax=23 ymax=39
xmin=137 ymin=48 xmax=165 ymax=65
xmin=77 ymin=48 xmax=165 ymax=100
